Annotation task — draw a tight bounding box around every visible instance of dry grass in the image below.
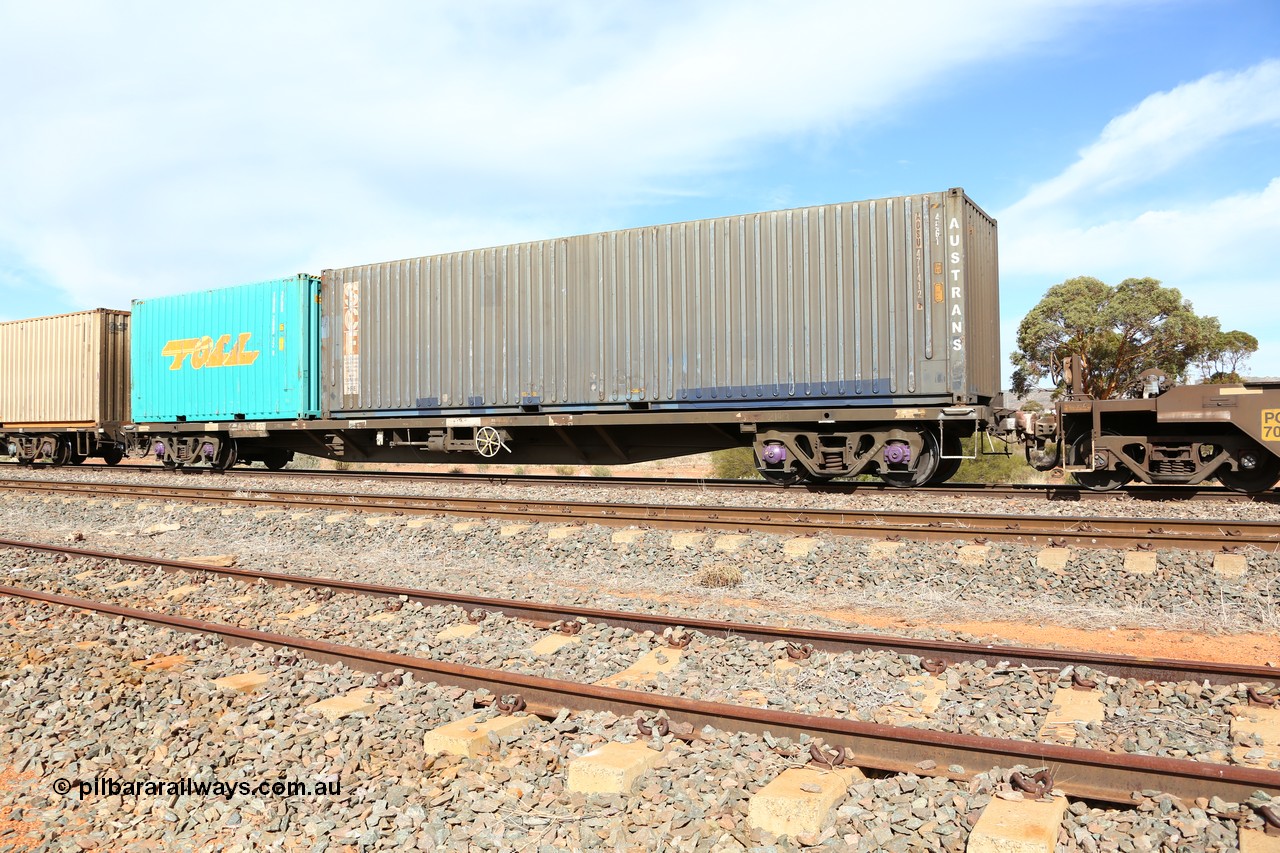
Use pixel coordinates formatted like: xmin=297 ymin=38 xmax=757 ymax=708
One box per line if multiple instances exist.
xmin=696 ymin=564 xmax=743 ymax=588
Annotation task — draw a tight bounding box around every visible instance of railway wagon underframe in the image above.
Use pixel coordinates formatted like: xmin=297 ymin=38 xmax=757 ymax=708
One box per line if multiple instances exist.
xmin=131 ymin=404 xmax=988 ymax=485
xmin=3 ymin=426 xmax=126 ymax=466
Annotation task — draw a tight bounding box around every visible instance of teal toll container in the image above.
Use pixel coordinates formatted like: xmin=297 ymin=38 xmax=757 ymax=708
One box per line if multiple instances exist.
xmin=131 ymin=276 xmax=321 ymax=422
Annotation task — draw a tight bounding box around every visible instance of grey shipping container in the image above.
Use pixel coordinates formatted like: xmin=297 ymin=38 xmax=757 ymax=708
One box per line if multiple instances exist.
xmin=320 ymin=188 xmax=998 ymax=417
xmin=0 ymin=309 xmax=131 ymax=428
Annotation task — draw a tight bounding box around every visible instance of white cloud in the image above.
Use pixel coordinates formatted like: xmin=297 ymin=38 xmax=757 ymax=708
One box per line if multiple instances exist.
xmin=0 ymin=1 xmax=1109 ymax=311
xmin=1002 ymin=177 xmax=1280 ymax=281
xmin=1006 ymin=59 xmax=1280 ymax=216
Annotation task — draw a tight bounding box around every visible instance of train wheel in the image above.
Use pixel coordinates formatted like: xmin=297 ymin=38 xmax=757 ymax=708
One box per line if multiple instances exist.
xmin=1217 ymin=448 xmax=1280 ymax=493
xmin=758 ymin=466 xmax=804 ymax=486
xmin=927 ymin=433 xmax=964 ymax=485
xmin=211 ymin=440 xmax=238 ymax=471
xmin=1069 ymin=432 xmax=1133 ymax=492
xmin=755 ymin=442 xmax=806 ymax=485
xmin=50 ymin=441 xmax=71 ymax=467
xmin=880 ymin=430 xmax=940 ymax=489
xmin=101 ymin=446 xmax=124 ymax=466
xmin=262 ymin=450 xmax=291 ymax=470
xmin=69 ymin=453 xmax=86 ymax=465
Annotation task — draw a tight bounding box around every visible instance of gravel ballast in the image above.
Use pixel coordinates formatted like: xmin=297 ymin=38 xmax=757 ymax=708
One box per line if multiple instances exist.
xmin=2 ymin=548 xmax=1274 ymax=769
xmin=3 ymin=464 xmax=1280 ymax=522
xmin=0 ymin=596 xmax=1267 ymax=851
xmin=0 ymin=489 xmax=1277 ymax=636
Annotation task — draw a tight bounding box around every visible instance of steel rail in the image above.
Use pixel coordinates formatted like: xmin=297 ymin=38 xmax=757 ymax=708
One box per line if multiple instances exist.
xmin=13 ymin=461 xmax=1276 ymax=503
xmin=3 ymin=538 xmax=1275 ymax=688
xmin=2 ymin=584 xmax=1275 ymax=806
xmin=2 ymin=478 xmax=1277 ymax=552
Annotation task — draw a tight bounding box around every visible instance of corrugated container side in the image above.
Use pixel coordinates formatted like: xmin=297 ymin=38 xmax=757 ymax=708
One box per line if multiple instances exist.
xmin=131 ymin=276 xmax=321 ymax=422
xmin=960 ymin=192 xmax=1000 ymax=401
xmin=0 ymin=310 xmax=130 ymax=426
xmin=321 ymin=190 xmax=998 ymax=416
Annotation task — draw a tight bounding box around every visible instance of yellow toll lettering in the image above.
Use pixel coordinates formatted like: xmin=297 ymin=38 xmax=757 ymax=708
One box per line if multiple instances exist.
xmin=161 ymin=333 xmax=260 ymax=371
xmin=228 ymin=332 xmax=260 ymax=366
xmin=190 ymin=336 xmax=216 ymax=369
xmin=162 ymin=338 xmax=200 ymax=370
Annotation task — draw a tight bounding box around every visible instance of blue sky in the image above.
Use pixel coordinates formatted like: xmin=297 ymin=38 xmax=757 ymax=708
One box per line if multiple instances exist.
xmin=2 ymin=1 xmax=1278 ymax=385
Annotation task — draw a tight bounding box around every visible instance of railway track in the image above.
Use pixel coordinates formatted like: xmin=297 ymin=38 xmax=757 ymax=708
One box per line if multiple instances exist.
xmin=11 ymin=460 xmax=1279 ymax=502
xmin=3 ymin=476 xmax=1277 ymax=552
xmin=2 ymin=541 xmax=1277 ymax=807
xmin=5 ymin=538 xmax=1276 ymax=687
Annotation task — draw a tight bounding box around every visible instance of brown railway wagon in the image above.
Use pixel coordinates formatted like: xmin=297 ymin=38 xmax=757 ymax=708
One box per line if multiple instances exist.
xmin=301 ymin=188 xmax=999 ymax=484
xmin=130 ymin=189 xmax=1001 ymax=485
xmin=1004 ymin=362 xmax=1280 ymax=493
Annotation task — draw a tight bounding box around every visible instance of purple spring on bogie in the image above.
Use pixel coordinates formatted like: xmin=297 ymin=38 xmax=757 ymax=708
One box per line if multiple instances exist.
xmin=883 ymin=443 xmax=911 ymax=466
xmin=200 ymin=443 xmax=215 ymax=458
xmin=761 ymin=444 xmax=787 ymax=464
xmin=152 ymin=441 xmax=166 ymax=458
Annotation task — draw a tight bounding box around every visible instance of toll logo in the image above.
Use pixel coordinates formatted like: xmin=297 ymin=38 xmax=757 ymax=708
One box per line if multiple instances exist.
xmin=1263 ymin=409 xmax=1280 ymax=442
xmin=163 ymin=334 xmax=260 ymax=370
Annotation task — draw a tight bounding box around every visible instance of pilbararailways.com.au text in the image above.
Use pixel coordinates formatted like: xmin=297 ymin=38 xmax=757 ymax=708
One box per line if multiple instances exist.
xmin=53 ymin=777 xmax=341 ymax=800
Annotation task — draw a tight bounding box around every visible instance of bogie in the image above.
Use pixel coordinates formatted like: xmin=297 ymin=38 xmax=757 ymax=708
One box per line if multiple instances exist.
xmin=752 ymin=423 xmax=962 ymax=486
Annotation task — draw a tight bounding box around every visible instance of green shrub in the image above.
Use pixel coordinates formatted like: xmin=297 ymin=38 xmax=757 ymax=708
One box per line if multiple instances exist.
xmin=554 ymin=465 xmax=576 ymax=476
xmin=711 ymin=447 xmax=762 ymax=479
xmin=590 ymin=465 xmax=613 ymax=477
xmin=952 ymin=435 xmax=1039 ymax=484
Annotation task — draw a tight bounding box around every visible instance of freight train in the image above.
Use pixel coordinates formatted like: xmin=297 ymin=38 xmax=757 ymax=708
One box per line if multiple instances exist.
xmin=2 ymin=188 xmax=1277 ymax=492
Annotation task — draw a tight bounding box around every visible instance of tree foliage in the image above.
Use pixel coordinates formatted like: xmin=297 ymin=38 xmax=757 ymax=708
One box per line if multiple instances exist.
xmin=1010 ymin=276 xmax=1242 ymax=399
xmin=1196 ymin=329 xmax=1258 ymax=384
xmin=953 ymin=436 xmax=1038 ymax=484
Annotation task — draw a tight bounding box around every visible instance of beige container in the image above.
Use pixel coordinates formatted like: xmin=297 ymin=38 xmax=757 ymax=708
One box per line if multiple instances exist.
xmin=0 ymin=309 xmax=131 ymax=427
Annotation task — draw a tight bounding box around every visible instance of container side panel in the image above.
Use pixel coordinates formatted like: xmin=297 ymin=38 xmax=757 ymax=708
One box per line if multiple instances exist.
xmin=962 ymin=193 xmax=1001 ymax=402
xmin=0 ymin=310 xmax=130 ymax=426
xmin=100 ymin=310 xmax=132 ymax=424
xmin=320 ymin=190 xmax=978 ymax=416
xmin=131 ymin=276 xmax=321 ymax=422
